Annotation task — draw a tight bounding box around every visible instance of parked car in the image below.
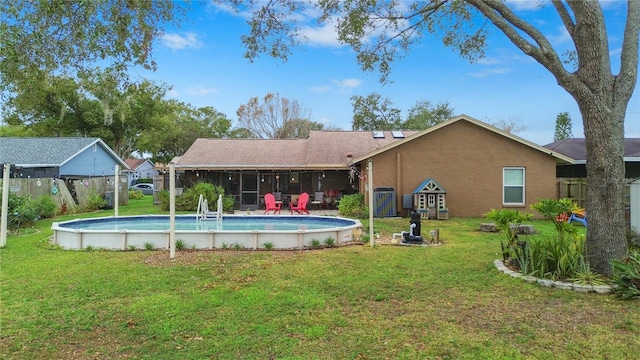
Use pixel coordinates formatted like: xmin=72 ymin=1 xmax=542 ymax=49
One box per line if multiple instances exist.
xmin=130 ymin=183 xmax=154 ymax=195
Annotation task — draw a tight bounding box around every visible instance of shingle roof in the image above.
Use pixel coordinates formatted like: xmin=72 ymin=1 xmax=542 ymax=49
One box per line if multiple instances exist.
xmin=0 ymin=137 xmax=125 ymax=167
xmin=125 ymin=158 xmax=150 ymax=170
xmin=304 ymin=131 xmax=417 ymax=167
xmin=350 ymin=114 xmax=575 ymax=165
xmin=176 ymin=138 xmax=308 ymax=169
xmin=544 ymin=138 xmax=640 ymax=161
xmin=174 ymin=131 xmax=418 ymax=170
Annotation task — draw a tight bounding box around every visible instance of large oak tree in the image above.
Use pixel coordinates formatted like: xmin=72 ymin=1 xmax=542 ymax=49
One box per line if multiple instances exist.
xmin=219 ymin=0 xmax=639 ymax=276
xmin=1 ymin=0 xmax=186 ymax=111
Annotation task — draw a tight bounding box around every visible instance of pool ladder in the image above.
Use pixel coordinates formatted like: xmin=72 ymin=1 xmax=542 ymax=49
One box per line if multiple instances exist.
xmin=197 ymin=194 xmax=223 ymax=222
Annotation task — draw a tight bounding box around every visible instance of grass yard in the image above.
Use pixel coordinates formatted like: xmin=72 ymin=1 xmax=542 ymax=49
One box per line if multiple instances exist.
xmin=1 ymin=196 xmax=639 ymax=359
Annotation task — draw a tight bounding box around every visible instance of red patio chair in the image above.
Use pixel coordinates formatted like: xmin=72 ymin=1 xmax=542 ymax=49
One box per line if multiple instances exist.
xmin=289 ymin=192 xmax=310 ymax=214
xmin=264 ymin=193 xmax=282 ymax=215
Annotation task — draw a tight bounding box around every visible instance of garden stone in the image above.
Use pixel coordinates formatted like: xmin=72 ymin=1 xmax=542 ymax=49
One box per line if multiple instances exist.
xmin=480 ymin=223 xmax=498 ymax=232
xmin=537 ymin=279 xmax=554 ymax=287
xmin=573 ymin=284 xmax=594 ymax=293
xmin=553 ymin=281 xmax=573 ymax=290
xmin=494 ymin=259 xmax=507 ymax=271
xmin=593 ymin=285 xmax=613 ymax=294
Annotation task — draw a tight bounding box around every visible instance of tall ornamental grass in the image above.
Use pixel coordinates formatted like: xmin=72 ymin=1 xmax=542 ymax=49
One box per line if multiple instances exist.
xmin=487 ymin=199 xmax=603 ymax=284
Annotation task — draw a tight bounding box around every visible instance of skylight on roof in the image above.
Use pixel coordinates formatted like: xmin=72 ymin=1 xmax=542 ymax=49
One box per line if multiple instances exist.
xmin=372 ymin=131 xmax=385 ymax=139
xmin=391 ymin=130 xmax=404 ymax=138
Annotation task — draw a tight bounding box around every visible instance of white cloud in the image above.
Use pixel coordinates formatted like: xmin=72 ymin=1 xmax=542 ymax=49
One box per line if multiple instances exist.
xmin=610 ymin=47 xmax=622 ymax=57
xmin=162 ymin=32 xmax=202 ymax=50
xmin=332 ymin=78 xmax=362 ymax=88
xmin=166 ymin=89 xmax=180 ymax=98
xmin=309 ymin=85 xmax=331 ymax=93
xmin=477 ymin=52 xmax=533 ymax=66
xmin=505 ymin=0 xmax=548 ymax=11
xmin=185 ymin=85 xmax=218 ymax=95
xmin=548 ymin=26 xmax=571 ymax=46
xmin=468 ymin=67 xmax=512 ymax=78
xmin=317 ymin=116 xmax=334 ymax=126
xmin=477 ymin=57 xmax=506 ymax=66
xmin=298 ymin=22 xmax=342 ymax=47
xmin=600 ymin=0 xmax=625 ymax=9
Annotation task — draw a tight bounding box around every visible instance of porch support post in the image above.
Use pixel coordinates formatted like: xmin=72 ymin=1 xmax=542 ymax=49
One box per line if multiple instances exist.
xmin=1 ymin=163 xmax=10 ymax=248
xmin=169 ymin=162 xmax=176 ymax=259
xmin=368 ymin=159 xmax=374 ymax=248
xmin=114 ymin=164 xmax=120 ymax=217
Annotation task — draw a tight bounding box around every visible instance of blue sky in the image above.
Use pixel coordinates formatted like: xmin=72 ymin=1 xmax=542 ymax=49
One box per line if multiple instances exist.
xmin=137 ymin=0 xmax=640 ymax=145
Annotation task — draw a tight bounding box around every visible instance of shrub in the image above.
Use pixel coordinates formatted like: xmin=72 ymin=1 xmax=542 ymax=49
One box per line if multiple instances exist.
xmin=612 ymin=251 xmax=640 ymax=300
xmin=531 ymin=198 xmax=578 ymax=237
xmin=628 ymin=228 xmax=640 ymax=251
xmin=1 ymin=192 xmax=39 ymax=229
xmin=175 ymin=239 xmax=186 ymax=250
xmin=86 ymin=191 xmax=106 ymax=211
xmin=524 ymin=233 xmax=588 ymax=280
xmin=570 ymin=260 xmax=607 ymax=286
xmin=129 ymin=189 xmax=144 ymax=200
xmin=338 ymin=193 xmax=368 ymax=218
xmin=263 ymin=242 xmax=274 ymax=250
xmin=310 ymin=239 xmax=321 ymax=248
xmin=144 ymin=242 xmax=154 ymax=251
xmin=361 ymin=234 xmax=370 ymax=244
xmin=58 ymin=201 xmax=68 ymax=215
xmin=222 ymin=195 xmax=235 ymax=212
xmin=484 ymin=208 xmax=533 ymax=265
xmin=324 ymin=237 xmax=336 ymax=247
xmin=525 ymin=198 xmax=590 ymax=281
xmin=33 ymin=196 xmax=57 ymax=219
xmin=159 ymin=183 xmax=229 ymax=212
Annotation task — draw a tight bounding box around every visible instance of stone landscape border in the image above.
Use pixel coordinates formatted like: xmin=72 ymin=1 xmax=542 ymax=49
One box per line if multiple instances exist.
xmin=494 ymin=259 xmax=614 ymax=294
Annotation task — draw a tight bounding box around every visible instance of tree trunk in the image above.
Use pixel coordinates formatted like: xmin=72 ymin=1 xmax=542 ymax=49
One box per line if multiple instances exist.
xmin=579 ymin=96 xmax=628 ymax=278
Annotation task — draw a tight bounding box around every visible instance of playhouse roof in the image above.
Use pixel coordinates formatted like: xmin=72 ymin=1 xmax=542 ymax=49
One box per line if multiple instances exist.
xmin=413 ymin=178 xmax=446 ymax=194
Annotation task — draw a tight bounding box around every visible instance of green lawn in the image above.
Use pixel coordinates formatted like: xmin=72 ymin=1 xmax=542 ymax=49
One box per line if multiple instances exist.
xmin=1 ymin=197 xmax=639 ymax=359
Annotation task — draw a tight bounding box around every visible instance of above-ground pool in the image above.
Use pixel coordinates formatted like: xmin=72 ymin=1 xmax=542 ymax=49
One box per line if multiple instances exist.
xmin=52 ymin=215 xmax=362 ymax=250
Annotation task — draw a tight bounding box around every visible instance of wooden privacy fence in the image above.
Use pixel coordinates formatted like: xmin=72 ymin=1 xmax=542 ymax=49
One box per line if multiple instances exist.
xmin=2 ymin=176 xmax=128 ymax=211
xmin=3 ymin=178 xmax=76 ymax=212
xmin=557 ymin=177 xmax=633 ymax=209
xmin=71 ymin=176 xmax=128 ymax=209
xmin=556 ymin=178 xmax=587 ymax=209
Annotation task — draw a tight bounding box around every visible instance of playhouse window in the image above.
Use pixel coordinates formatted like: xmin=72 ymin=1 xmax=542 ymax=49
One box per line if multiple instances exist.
xmin=503 ymin=167 xmax=525 ymax=205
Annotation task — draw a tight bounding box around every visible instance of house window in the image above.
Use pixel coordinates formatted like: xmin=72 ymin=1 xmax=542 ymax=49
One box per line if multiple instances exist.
xmin=503 ymin=167 xmax=525 ymax=205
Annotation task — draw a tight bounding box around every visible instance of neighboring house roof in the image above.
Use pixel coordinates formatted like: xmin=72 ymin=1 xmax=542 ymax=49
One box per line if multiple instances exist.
xmin=350 ymin=114 xmax=575 ymax=165
xmin=174 ymin=130 xmax=417 ymax=170
xmin=0 ymin=137 xmax=128 ymax=168
xmin=124 ymin=158 xmax=153 ymax=171
xmin=544 ymin=138 xmax=640 ymax=163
